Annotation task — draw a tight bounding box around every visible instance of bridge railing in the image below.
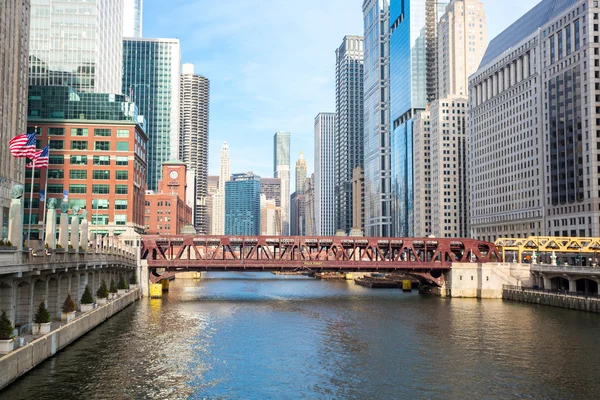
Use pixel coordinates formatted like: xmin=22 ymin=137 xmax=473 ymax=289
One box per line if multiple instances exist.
xmin=0 ymin=247 xmax=136 ymax=269
xmin=531 ymin=264 xmax=600 ymax=273
xmin=503 ymin=285 xmax=600 ymax=299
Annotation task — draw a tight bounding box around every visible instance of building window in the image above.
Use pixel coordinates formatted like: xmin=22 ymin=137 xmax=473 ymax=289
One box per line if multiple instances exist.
xmin=48 ymin=169 xmax=64 ymax=179
xmin=70 ymin=155 xmax=87 ymax=165
xmin=116 ymin=156 xmax=128 ymax=166
xmin=91 ymin=215 xmax=109 ymax=225
xmin=93 ymin=155 xmax=110 ymax=166
xmin=94 ymin=141 xmax=110 ymax=151
xmin=116 ymin=129 xmax=130 ymax=138
xmin=68 ymin=199 xmax=86 ymax=210
xmin=69 ymin=170 xmax=87 ymax=180
xmin=49 ymin=140 xmax=64 ymax=150
xmin=116 ymin=142 xmax=129 ymax=151
xmin=94 ymin=129 xmax=111 ymax=137
xmin=92 ymin=199 xmax=109 ymax=210
xmin=47 ymin=184 xmax=63 ymax=194
xmin=115 ymin=215 xmax=127 ymax=225
xmin=115 ymin=200 xmax=128 ymax=210
xmin=48 ymin=128 xmax=65 ymax=136
xmin=49 ymin=155 xmax=64 ymax=165
xmin=24 ymin=183 xmax=40 ymax=193
xmin=116 ymin=170 xmax=128 ymax=180
xmin=70 ymin=128 xmax=88 ymax=137
xmin=70 ymin=140 xmax=88 ymax=150
xmin=115 ymin=185 xmax=128 ymax=195
xmin=24 ymin=214 xmax=39 ymax=224
xmin=92 ymin=184 xmax=110 ymax=194
xmin=69 ymin=184 xmax=87 ymax=194
xmin=92 ymin=170 xmax=110 ymax=180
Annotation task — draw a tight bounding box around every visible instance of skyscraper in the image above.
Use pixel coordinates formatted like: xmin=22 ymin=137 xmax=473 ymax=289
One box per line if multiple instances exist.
xmin=304 ymin=175 xmax=316 ymax=236
xmin=123 ymin=0 xmax=143 ymax=38
xmin=295 ymin=151 xmax=307 ymax=194
xmin=179 ymin=63 xmax=210 ymax=233
xmin=389 ymin=0 xmax=447 ymax=236
xmin=29 ymin=0 xmax=123 ymax=94
xmin=206 ymin=175 xmax=219 ymax=235
xmin=314 ymin=113 xmax=336 ymax=236
xmin=212 ymin=142 xmax=230 ymax=235
xmin=335 ymin=35 xmax=364 ymax=235
xmin=122 ymin=38 xmax=181 ymax=191
xmin=273 ymin=131 xmax=291 ymax=234
xmin=260 ymin=178 xmax=281 ymax=207
xmin=0 ymin=0 xmax=30 ymax=239
xmin=225 ymin=172 xmax=261 ymax=236
xmin=363 ymin=0 xmax=392 ymax=237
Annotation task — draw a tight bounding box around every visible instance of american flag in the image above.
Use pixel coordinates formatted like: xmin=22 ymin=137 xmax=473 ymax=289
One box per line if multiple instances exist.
xmin=9 ymin=132 xmax=37 ymax=158
xmin=26 ymin=145 xmax=49 ymax=169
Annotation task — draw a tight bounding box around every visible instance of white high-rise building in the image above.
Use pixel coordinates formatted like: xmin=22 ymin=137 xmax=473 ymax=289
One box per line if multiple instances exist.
xmin=295 ymin=151 xmax=307 ymax=194
xmin=363 ymin=0 xmax=392 ymax=237
xmin=180 ymin=63 xmax=210 ymax=233
xmin=274 ymin=132 xmax=291 ymax=235
xmin=315 ymin=113 xmax=336 ymax=236
xmin=335 ymin=35 xmax=364 ymax=235
xmin=413 ymin=109 xmax=432 ymax=237
xmin=123 ymin=0 xmax=142 ymax=38
xmin=212 ymin=142 xmax=230 ymax=235
xmin=29 ymin=0 xmax=123 ymax=94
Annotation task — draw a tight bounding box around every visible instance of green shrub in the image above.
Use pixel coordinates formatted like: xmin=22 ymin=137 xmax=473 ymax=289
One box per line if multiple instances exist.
xmin=34 ymin=302 xmax=51 ymax=324
xmin=80 ymin=285 xmax=94 ymax=304
xmin=129 ymin=274 xmax=138 ymax=285
xmin=0 ymin=310 xmax=14 ymax=340
xmin=109 ymin=279 xmax=118 ymax=293
xmin=61 ymin=294 xmax=76 ymax=313
xmin=118 ymin=276 xmax=129 ymax=290
xmin=96 ymin=280 xmax=109 ymax=299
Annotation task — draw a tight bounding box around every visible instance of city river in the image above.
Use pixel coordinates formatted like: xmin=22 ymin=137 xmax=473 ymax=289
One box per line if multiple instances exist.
xmin=3 ymin=273 xmax=600 ymax=399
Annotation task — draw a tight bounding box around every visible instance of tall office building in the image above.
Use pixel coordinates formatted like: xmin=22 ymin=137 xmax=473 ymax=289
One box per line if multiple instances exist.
xmin=427 ymin=0 xmax=486 ymax=238
xmin=205 ymin=175 xmax=219 ymax=235
xmin=29 ymin=0 xmax=123 ymax=94
xmin=179 ymin=63 xmax=210 ymax=233
xmin=304 ymin=175 xmax=316 ymax=236
xmin=295 ymin=151 xmax=307 ymax=194
xmin=123 ymin=0 xmax=143 ymax=38
xmin=273 ymin=131 xmax=291 ymax=234
xmin=315 ymin=113 xmax=336 ymax=236
xmin=212 ymin=141 xmax=230 ymax=235
xmin=335 ymin=35 xmax=364 ymax=235
xmin=225 ymin=172 xmax=261 ymax=236
xmin=389 ymin=0 xmax=447 ymax=237
xmin=412 ymin=110 xmax=432 ymax=237
xmin=290 ymin=192 xmax=306 ymax=236
xmin=122 ymin=38 xmax=181 ymax=191
xmin=352 ymin=167 xmax=365 ymax=231
xmin=469 ymin=0 xmax=600 ymax=241
xmin=363 ymin=0 xmax=392 ymax=237
xmin=0 ymin=0 xmax=30 ymax=239
xmin=260 ymin=195 xmax=281 ymax=235
xmin=260 ymin=178 xmax=281 ymax=207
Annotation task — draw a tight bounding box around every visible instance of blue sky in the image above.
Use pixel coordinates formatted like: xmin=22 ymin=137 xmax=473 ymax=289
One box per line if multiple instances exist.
xmin=144 ymin=0 xmax=540 ymax=188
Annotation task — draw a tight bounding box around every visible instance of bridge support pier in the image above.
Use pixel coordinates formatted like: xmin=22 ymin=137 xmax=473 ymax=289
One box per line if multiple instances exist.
xmin=569 ymin=279 xmax=577 ymax=293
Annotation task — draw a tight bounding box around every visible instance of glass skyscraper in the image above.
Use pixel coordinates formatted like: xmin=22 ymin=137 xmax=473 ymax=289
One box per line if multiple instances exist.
xmin=123 ymin=0 xmax=143 ymax=38
xmin=225 ymin=172 xmax=261 ymax=235
xmin=122 ymin=38 xmax=181 ymax=191
xmin=29 ymin=0 xmax=123 ymax=94
xmin=273 ymin=131 xmax=290 ymax=234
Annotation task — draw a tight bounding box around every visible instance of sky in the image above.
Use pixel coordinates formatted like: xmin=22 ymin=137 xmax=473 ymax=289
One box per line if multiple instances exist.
xmin=143 ymin=0 xmax=541 ymax=189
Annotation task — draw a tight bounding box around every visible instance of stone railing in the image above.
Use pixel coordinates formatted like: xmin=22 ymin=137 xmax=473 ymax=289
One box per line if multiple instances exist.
xmin=0 ymin=247 xmax=136 ymax=270
xmin=531 ymin=264 xmax=600 ymax=274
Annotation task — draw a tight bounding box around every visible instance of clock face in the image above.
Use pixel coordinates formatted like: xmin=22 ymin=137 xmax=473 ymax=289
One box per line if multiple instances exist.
xmin=169 ymin=170 xmax=178 ymax=179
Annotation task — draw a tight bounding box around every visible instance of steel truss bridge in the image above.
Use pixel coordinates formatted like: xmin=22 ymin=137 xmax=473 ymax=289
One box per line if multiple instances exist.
xmin=495 ymin=236 xmax=600 ymax=262
xmin=141 ymin=236 xmax=501 ymax=286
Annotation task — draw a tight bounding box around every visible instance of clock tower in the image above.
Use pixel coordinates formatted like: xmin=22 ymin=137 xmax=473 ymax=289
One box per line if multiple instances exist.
xmin=159 ymin=160 xmax=187 ymax=200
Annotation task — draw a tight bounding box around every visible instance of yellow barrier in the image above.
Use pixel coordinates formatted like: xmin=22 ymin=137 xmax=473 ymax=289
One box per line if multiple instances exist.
xmin=402 ymin=280 xmax=412 ymax=292
xmin=150 ymin=284 xmax=162 ymax=299
xmin=345 ymin=273 xmax=353 ymax=280
xmin=161 ymin=279 xmax=170 ymax=292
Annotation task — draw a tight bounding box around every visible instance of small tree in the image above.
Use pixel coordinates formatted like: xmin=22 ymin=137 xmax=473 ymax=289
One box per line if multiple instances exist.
xmin=96 ymin=280 xmax=109 ymax=299
xmin=0 ymin=310 xmax=14 ymax=340
xmin=61 ymin=294 xmax=76 ymax=313
xmin=109 ymin=279 xmax=118 ymax=293
xmin=129 ymin=273 xmax=138 ymax=285
xmin=80 ymin=285 xmax=94 ymax=304
xmin=118 ymin=276 xmax=129 ymax=290
xmin=34 ymin=302 xmax=51 ymax=324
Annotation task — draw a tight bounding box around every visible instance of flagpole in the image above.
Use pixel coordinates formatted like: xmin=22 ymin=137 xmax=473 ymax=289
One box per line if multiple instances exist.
xmin=40 ymin=136 xmax=50 ymax=247
xmin=27 ymin=157 xmax=36 ymax=249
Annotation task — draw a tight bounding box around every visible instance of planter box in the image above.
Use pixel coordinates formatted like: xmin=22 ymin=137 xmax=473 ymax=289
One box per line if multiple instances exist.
xmin=61 ymin=311 xmax=76 ymax=323
xmin=109 ymin=292 xmax=118 ymax=299
xmin=97 ymin=298 xmax=108 ymax=305
xmin=32 ymin=324 xmax=40 ymax=335
xmin=0 ymin=339 xmax=14 ymax=355
xmin=117 ymin=289 xmax=128 ymax=295
xmin=129 ymin=284 xmax=138 ymax=289
xmin=80 ymin=303 xmax=94 ymax=312
xmin=39 ymin=322 xmax=52 ymax=334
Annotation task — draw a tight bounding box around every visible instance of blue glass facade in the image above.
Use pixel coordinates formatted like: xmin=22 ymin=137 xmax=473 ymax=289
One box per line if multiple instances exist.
xmin=390 ymin=119 xmax=413 ymax=237
xmin=225 ymin=173 xmax=261 ymax=235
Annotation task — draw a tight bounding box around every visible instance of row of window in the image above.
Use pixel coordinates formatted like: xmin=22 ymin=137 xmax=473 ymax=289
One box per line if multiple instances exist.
xmin=24 ymin=183 xmax=129 ymax=195
xmin=45 ymin=140 xmax=130 ymax=151
xmin=49 ymin=155 xmax=130 ymax=165
xmin=35 ymin=127 xmax=130 ymax=138
xmin=46 ymin=170 xmax=129 ymax=180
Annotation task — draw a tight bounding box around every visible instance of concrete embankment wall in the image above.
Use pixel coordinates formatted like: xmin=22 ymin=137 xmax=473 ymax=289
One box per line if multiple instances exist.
xmin=503 ymin=289 xmax=600 ymax=313
xmin=0 ymin=289 xmax=140 ymax=391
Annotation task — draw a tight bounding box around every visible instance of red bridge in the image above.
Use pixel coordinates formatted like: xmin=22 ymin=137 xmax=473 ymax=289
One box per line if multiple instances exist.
xmin=141 ymin=236 xmax=501 ymax=286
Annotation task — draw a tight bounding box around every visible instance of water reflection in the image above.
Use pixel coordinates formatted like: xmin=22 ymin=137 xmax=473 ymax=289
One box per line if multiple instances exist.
xmin=2 ymin=272 xmax=600 ymax=399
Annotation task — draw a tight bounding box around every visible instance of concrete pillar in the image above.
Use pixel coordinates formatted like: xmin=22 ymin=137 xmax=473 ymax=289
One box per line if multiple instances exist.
xmin=517 ymin=57 xmax=523 ymax=82
xmin=80 ymin=218 xmax=88 ymax=251
xmin=543 ymin=276 xmax=552 ymax=290
xmin=7 ymin=190 xmax=23 ymax=251
xmin=45 ymin=207 xmax=57 ymax=249
xmin=58 ymin=212 xmax=69 ymax=250
xmin=524 ymin=52 xmax=530 ymax=78
xmin=569 ymin=279 xmax=577 ymax=293
xmin=70 ymin=213 xmax=80 ymax=252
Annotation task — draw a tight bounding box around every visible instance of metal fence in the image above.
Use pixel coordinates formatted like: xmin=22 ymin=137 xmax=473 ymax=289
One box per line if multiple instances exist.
xmin=503 ymin=285 xmax=600 ymax=299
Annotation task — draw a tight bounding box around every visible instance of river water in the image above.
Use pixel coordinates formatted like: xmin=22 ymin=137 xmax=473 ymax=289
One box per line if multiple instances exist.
xmin=3 ymin=273 xmax=600 ymax=399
